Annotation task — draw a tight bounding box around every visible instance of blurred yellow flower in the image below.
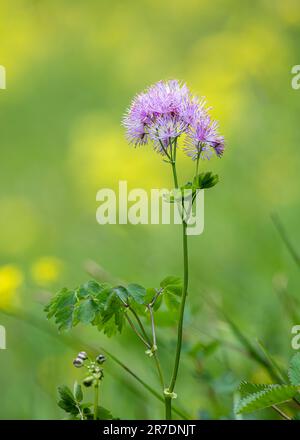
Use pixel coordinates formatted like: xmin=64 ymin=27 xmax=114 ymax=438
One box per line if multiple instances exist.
xmin=0 ymin=264 xmax=23 ymax=310
xmin=31 ymin=257 xmax=63 ymax=286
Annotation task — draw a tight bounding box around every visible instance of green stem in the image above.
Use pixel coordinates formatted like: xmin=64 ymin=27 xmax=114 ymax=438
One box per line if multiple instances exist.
xmin=125 ymin=313 xmax=150 ymax=348
xmin=159 ymin=139 xmax=172 ymax=160
xmin=0 ymin=305 xmax=191 ymax=419
xmin=171 ymin=161 xmax=179 ymax=188
xmin=173 ymin=138 xmax=177 ymax=162
xmin=166 ymin=160 xmax=189 ymax=420
xmin=129 ymin=307 xmax=150 ymax=344
xmin=129 ymin=305 xmax=168 ymax=418
xmin=195 ymin=154 xmax=200 ymax=177
xmin=167 ymin=223 xmax=189 ymax=405
xmin=153 ymin=353 xmax=165 ymax=391
xmin=94 ymin=382 xmax=99 ymax=420
xmin=272 ymin=405 xmax=291 ymax=420
xmin=148 ymin=305 xmax=157 ymax=349
xmin=165 ymin=397 xmax=171 ymax=419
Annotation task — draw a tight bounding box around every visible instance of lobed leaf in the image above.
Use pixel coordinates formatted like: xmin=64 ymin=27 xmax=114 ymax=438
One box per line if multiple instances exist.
xmin=57 ymin=385 xmax=78 ymax=415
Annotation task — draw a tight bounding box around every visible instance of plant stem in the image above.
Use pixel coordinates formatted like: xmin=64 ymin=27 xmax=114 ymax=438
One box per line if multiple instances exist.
xmin=171 ymin=162 xmax=179 ymax=188
xmin=272 ymin=405 xmax=291 ymax=420
xmin=159 ymin=139 xmax=172 ymax=160
xmin=0 ymin=308 xmax=190 ymax=419
xmin=94 ymin=382 xmax=99 ymax=420
xmin=153 ymin=353 xmax=165 ymax=391
xmin=147 ymin=304 xmax=169 ymax=417
xmin=148 ymin=305 xmax=157 ymax=349
xmin=129 ymin=307 xmax=150 ymax=344
xmin=196 ymin=154 xmax=200 ymax=176
xmin=129 ymin=305 xmax=168 ymax=418
xmin=125 ymin=313 xmax=150 ymax=348
xmin=166 ymin=160 xmax=189 ymax=419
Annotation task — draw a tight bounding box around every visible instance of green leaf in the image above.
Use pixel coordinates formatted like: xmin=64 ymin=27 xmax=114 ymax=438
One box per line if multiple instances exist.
xmin=160 ymin=276 xmax=183 ymax=296
xmin=45 ymin=280 xmax=132 ymax=336
xmin=164 ymin=292 xmax=180 ymax=311
xmin=95 ymin=406 xmax=115 ymax=420
xmin=114 ymin=308 xmax=125 ymax=333
xmin=113 ymin=286 xmax=128 ymax=304
xmin=238 ymin=381 xmax=270 ymax=398
xmin=75 ymin=298 xmax=98 ymax=324
xmin=235 ymin=384 xmax=299 ymax=414
xmin=193 ymin=172 xmax=219 ymax=189
xmin=127 ymin=283 xmax=146 ymax=304
xmin=288 ymin=353 xmax=300 ymax=385
xmin=153 ymin=294 xmax=163 ymax=311
xmin=73 ymin=381 xmax=83 ymax=403
xmin=160 ymin=276 xmax=182 ymax=288
xmin=57 ymin=385 xmax=78 ymax=415
xmin=45 ymin=288 xmax=77 ymax=331
xmin=84 ymin=406 xmax=116 ymax=420
xmin=144 ymin=287 xmax=157 ymax=305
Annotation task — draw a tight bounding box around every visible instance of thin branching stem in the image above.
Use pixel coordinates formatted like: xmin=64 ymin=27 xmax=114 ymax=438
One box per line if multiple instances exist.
xmin=129 ymin=307 xmax=151 ymax=345
xmin=128 ymin=305 xmax=167 ymax=413
xmin=0 ymin=308 xmax=190 ymax=419
xmin=272 ymin=405 xmax=291 ymax=420
xmin=125 ymin=313 xmax=151 ymax=348
xmin=147 ymin=305 xmax=157 ymax=349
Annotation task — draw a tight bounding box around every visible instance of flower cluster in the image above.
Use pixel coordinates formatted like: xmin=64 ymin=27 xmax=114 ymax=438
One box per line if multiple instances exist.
xmin=123 ymin=79 xmax=224 ymax=160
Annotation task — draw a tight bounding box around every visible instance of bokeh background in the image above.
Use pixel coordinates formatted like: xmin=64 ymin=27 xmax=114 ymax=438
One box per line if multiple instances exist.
xmin=1 ymin=0 xmax=300 ymax=419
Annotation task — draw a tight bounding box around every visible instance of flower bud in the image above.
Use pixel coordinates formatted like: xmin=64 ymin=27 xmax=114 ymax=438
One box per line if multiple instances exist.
xmin=73 ymin=358 xmax=84 ymax=368
xmin=77 ymin=351 xmax=88 ymax=360
xmin=83 ymin=376 xmax=94 ymax=387
xmin=96 ymin=354 xmax=106 ymax=365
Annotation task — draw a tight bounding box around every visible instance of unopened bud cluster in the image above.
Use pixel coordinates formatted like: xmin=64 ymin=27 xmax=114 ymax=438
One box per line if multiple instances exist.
xmin=73 ymin=351 xmax=106 ymax=387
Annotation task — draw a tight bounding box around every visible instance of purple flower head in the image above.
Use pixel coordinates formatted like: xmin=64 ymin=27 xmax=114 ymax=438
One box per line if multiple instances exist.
xmin=148 ymin=114 xmax=188 ymax=154
xmin=122 ymin=79 xmax=225 ymax=160
xmin=184 ymin=116 xmax=225 ymax=160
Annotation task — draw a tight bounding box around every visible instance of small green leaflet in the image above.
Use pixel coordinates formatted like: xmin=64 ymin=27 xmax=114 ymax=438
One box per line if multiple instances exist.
xmin=73 ymin=382 xmax=83 ymax=403
xmin=126 ymin=284 xmax=146 ymax=304
xmin=193 ymin=172 xmax=219 ymax=189
xmin=160 ymin=275 xmax=183 ymax=297
xmin=235 ymin=382 xmax=299 ymax=414
xmin=57 ymin=385 xmax=79 ymax=416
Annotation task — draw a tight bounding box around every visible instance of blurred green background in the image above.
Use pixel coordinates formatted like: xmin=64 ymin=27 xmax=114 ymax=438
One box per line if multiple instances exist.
xmin=1 ymin=0 xmax=300 ymax=419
